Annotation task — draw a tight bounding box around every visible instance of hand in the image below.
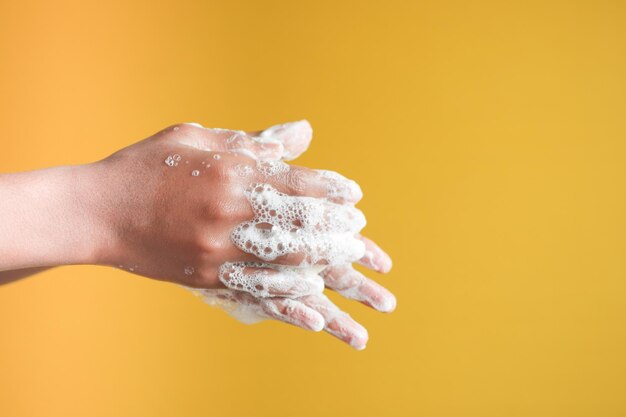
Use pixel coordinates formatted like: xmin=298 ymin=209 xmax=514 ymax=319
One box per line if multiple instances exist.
xmin=0 ymin=120 xmax=394 ymax=349
xmin=93 ymin=123 xmax=366 ymax=296
xmin=177 ymin=121 xmax=396 ymax=350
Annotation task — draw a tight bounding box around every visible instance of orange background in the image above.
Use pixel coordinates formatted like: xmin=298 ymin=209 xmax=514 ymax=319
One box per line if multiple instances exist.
xmin=2 ymin=1 xmax=626 ymax=416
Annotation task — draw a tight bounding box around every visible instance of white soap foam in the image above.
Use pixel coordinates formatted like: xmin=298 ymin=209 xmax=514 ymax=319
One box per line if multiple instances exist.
xmin=189 ymin=288 xmax=267 ymax=324
xmin=218 ymin=262 xmax=324 ymax=298
xmin=256 ymin=160 xmax=290 ymax=177
xmin=302 ymin=292 xmax=368 ymax=349
xmin=316 ymin=169 xmax=363 ymax=202
xmin=189 ymin=266 xmax=326 ymax=329
xmin=258 ymin=120 xmax=312 ymax=160
xmin=231 ymin=183 xmax=366 ymax=267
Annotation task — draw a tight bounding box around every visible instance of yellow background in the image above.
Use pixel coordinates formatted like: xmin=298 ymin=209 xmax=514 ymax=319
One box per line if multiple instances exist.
xmin=1 ymin=1 xmax=626 ymax=416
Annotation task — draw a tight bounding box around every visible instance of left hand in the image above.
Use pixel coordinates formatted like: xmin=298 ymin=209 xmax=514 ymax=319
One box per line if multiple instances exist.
xmin=184 ymin=120 xmax=395 ymax=350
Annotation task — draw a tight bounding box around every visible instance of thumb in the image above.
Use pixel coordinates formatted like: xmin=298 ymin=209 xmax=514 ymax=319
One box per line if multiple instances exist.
xmin=248 ymin=120 xmax=313 ymax=161
xmin=170 ymin=123 xmax=285 ymax=160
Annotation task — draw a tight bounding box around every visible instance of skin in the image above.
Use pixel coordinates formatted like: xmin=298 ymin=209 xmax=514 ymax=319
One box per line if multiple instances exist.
xmin=0 ymin=121 xmax=395 ymax=349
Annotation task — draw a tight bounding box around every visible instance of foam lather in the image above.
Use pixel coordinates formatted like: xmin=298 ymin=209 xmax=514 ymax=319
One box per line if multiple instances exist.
xmin=218 ymin=262 xmax=325 ymax=298
xmin=184 ymin=120 xmax=370 ymax=343
xmin=231 ymin=183 xmax=366 ymax=266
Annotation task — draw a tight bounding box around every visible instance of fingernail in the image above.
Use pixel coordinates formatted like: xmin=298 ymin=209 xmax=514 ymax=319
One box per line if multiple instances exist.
xmin=349 ymin=180 xmax=363 ymax=201
xmin=260 ymin=120 xmax=312 ymax=160
xmin=334 ymin=237 xmax=367 ymax=265
xmin=332 ymin=313 xmax=368 ymax=349
xmin=378 ymin=251 xmax=393 ymax=273
xmin=375 ymin=293 xmax=397 ymax=313
xmin=309 ymin=313 xmax=326 ymax=332
xmin=317 ymin=170 xmax=363 ymax=203
xmin=348 ymin=323 xmax=369 ymax=350
xmin=351 ymin=237 xmax=367 ymax=262
xmin=349 ymin=280 xmax=397 ymax=313
xmin=298 ymin=308 xmax=325 ymax=332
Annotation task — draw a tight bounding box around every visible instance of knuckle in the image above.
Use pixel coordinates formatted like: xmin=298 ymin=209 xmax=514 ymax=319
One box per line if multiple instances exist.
xmin=212 ymin=198 xmax=242 ymax=221
xmin=171 ymin=123 xmax=196 ymax=134
xmin=284 ymin=168 xmax=308 ymax=193
xmin=195 ymin=234 xmax=227 ymax=254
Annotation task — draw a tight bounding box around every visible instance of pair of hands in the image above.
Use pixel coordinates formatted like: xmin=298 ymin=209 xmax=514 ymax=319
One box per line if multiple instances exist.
xmin=94 ymin=120 xmax=395 ymax=350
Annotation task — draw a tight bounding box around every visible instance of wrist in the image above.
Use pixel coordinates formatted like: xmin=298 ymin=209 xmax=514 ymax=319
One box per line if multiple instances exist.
xmin=68 ymin=161 xmax=121 ymax=266
xmin=0 ymin=163 xmax=115 ymax=270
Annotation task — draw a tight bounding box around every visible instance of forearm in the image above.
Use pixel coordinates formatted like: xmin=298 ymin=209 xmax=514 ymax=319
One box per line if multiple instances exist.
xmin=0 ymin=165 xmax=108 ymax=271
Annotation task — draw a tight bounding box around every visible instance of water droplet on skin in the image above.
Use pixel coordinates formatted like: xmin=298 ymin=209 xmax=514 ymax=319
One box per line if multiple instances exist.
xmin=191 ymin=170 xmax=200 ymax=177
xmin=165 ymin=154 xmax=183 ymax=167
xmin=213 ymin=154 xmax=221 ymax=160
xmin=184 ymin=266 xmax=195 ymax=275
xmin=173 ymin=126 xmax=180 ymax=131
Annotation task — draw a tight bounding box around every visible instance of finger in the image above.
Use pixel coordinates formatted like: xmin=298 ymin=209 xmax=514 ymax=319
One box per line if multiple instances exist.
xmin=227 ymin=133 xmax=285 ymax=161
xmin=271 ymin=233 xmax=366 ymax=267
xmin=232 ymin=223 xmax=366 ymax=267
xmin=231 ymin=185 xmax=367 ymax=266
xmin=260 ymin=298 xmax=325 ymax=332
xmin=268 ymin=195 xmax=366 ymax=234
xmin=172 ymin=123 xmax=285 ymax=160
xmin=356 ymin=236 xmax=393 ymax=273
xmin=218 ymin=262 xmax=324 ymax=298
xmin=233 ymin=235 xmax=366 ymax=268
xmin=190 ymin=287 xmax=325 ymax=331
xmin=264 ymin=166 xmax=363 ymax=204
xmin=299 ymin=294 xmax=369 ymax=350
xmin=321 ymin=264 xmax=397 ymax=313
xmin=249 ymin=120 xmax=313 ymax=161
